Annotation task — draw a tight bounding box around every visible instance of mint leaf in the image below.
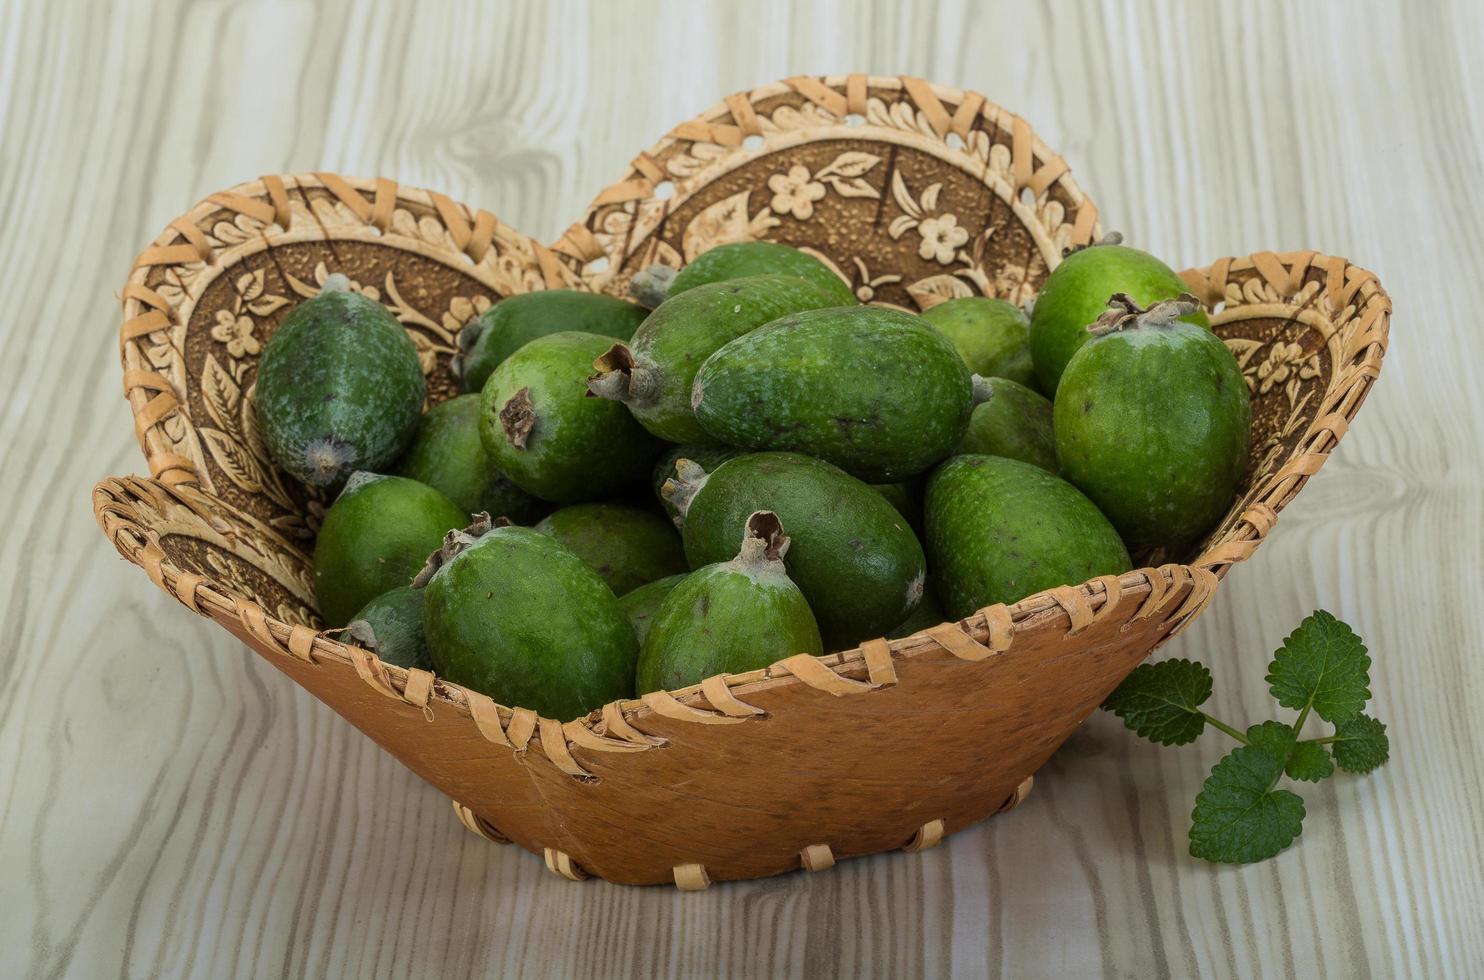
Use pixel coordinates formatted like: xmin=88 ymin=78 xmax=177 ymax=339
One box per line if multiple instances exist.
xmin=1331 ymin=714 xmax=1390 ymax=773
xmin=1245 ymin=720 xmax=1297 ymax=756
xmin=1285 ymin=741 xmax=1335 ymax=782
xmin=1265 ymin=610 xmax=1370 ymax=724
xmin=1102 ymin=659 xmax=1212 ymax=745
xmin=1189 ymin=744 xmax=1305 ymax=863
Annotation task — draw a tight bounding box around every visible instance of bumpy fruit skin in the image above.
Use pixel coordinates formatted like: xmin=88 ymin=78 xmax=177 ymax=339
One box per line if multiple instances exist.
xmin=652 ymin=444 xmax=741 ymax=524
xmin=533 ymin=502 xmax=687 ymax=595
xmin=677 ymin=453 xmax=925 ymax=648
xmin=925 ymin=455 xmax=1132 ymax=617
xmin=958 ymin=377 xmax=1057 ymax=472
xmin=313 ymin=474 xmax=467 ymax=625
xmin=255 ymin=288 xmax=425 ymax=488
xmin=1054 ymin=321 xmax=1250 ymax=554
xmin=347 ymin=586 xmax=431 ymax=670
xmin=458 ymin=290 xmax=646 ymax=393
xmin=921 ymin=297 xmax=1036 ymax=388
xmin=480 ymin=331 xmax=663 ymax=503
xmin=668 ymin=241 xmax=856 ymax=305
xmin=637 ymin=521 xmax=822 ymax=693
xmin=618 ymin=573 xmax=688 ymax=647
xmin=590 ymin=275 xmax=845 ymax=443
xmin=692 ymin=307 xmax=973 ymax=481
xmin=395 ymin=394 xmax=545 ymax=521
xmin=1030 ymin=245 xmax=1208 ymax=393
xmin=421 ymin=526 xmax=637 ymax=720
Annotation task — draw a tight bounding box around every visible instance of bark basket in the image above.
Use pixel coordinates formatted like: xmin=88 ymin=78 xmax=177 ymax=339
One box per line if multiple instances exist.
xmin=95 ymin=74 xmax=1390 ymax=888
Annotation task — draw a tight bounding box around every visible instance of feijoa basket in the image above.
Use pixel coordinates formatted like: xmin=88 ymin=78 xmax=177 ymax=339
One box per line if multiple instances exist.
xmin=96 ymin=75 xmax=1389 ymax=888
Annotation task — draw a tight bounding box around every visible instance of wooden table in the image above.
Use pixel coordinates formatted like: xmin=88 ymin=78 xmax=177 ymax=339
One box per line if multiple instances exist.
xmin=3 ymin=1 xmax=1480 ymax=976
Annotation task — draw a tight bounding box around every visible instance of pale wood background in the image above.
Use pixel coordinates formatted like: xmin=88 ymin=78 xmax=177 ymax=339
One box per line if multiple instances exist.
xmin=1 ymin=0 xmax=1481 ymax=977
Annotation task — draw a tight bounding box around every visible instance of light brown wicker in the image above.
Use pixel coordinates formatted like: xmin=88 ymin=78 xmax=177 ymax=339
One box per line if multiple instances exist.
xmin=96 ymin=74 xmax=1390 ymax=888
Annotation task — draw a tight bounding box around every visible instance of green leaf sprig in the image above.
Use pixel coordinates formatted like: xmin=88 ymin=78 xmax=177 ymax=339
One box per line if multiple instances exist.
xmin=1102 ymin=610 xmax=1390 ymax=864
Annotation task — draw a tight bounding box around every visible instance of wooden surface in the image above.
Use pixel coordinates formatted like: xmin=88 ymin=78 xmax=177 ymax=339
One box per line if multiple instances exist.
xmin=1 ymin=0 xmax=1480 ymax=976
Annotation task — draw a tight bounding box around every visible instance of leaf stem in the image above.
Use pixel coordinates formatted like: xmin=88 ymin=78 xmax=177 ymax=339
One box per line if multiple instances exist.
xmin=1307 ymin=734 xmax=1341 ymax=745
xmin=1292 ymin=703 xmax=1313 ymax=737
xmin=1201 ymin=713 xmax=1249 ymax=745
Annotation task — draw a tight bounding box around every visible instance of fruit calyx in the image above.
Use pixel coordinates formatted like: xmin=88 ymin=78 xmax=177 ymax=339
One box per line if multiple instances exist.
xmin=971 ymin=374 xmax=995 ymax=407
xmin=340 ymin=619 xmax=385 ymax=654
xmin=1087 ymin=292 xmax=1202 ymax=337
xmin=586 ymin=344 xmax=660 ymax=406
xmin=660 ymin=458 xmax=710 ymax=520
xmin=410 ymin=512 xmax=512 ymax=588
xmin=733 ymin=510 xmax=791 ymax=571
xmin=1063 ymin=230 xmax=1124 ymax=257
xmin=629 ymin=264 xmax=678 ymax=309
xmin=499 ymin=388 xmax=536 ymax=449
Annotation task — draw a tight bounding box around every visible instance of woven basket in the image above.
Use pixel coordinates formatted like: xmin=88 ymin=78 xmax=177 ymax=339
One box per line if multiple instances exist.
xmin=96 ymin=75 xmax=1390 ymax=888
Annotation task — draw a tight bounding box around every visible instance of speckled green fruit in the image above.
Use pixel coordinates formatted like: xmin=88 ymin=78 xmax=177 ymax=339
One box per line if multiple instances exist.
xmin=587 ymin=275 xmax=846 ymax=443
xmin=925 ymin=455 xmax=1131 ymax=617
xmin=347 ymin=586 xmax=431 ymax=670
xmin=457 ymin=290 xmax=647 ymax=393
xmin=652 ymin=444 xmax=742 ymax=525
xmin=533 ymin=502 xmax=687 ymax=596
xmin=395 ymin=395 xmax=545 ymax=522
xmin=693 ymin=307 xmax=973 ymax=481
xmin=421 ymin=524 xmax=636 ymax=719
xmin=480 ymin=331 xmax=664 ymax=503
xmin=921 ymin=297 xmax=1036 ymax=388
xmin=1030 ymin=244 xmax=1208 ymax=393
xmin=255 ymin=282 xmax=425 ymax=488
xmin=886 ymin=590 xmax=947 ymax=639
xmin=959 ymin=378 xmax=1057 ymax=472
xmin=618 ymin=573 xmax=688 ymax=647
xmin=669 ymin=452 xmax=925 ymax=648
xmin=637 ymin=513 xmax=821 ymax=693
xmin=1054 ymin=302 xmax=1250 ymax=554
xmin=667 ymin=242 xmax=855 ymax=305
xmin=313 ymin=474 xmax=467 ymax=626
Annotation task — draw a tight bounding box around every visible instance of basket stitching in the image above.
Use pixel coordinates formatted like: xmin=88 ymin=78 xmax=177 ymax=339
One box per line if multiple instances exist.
xmin=453 ymin=800 xmax=510 ymax=845
xmin=800 ymin=843 xmax=836 ymax=872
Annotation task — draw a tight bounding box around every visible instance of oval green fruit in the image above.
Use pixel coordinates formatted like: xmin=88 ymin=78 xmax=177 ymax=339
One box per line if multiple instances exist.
xmin=667 ymin=242 xmax=855 ymax=305
xmin=395 ymin=394 xmax=546 ymax=522
xmin=346 ymin=586 xmax=431 ymax=670
xmin=652 ymin=444 xmax=742 ymax=525
xmin=692 ymin=306 xmax=973 ymax=481
xmin=1054 ymin=295 xmax=1250 ymax=554
xmin=959 ymin=377 xmax=1057 ymax=472
xmin=533 ymin=502 xmax=687 ymax=596
xmin=480 ymin=331 xmax=664 ymax=503
xmin=921 ymin=296 xmax=1036 ymax=388
xmin=668 ymin=452 xmax=925 ymax=648
xmin=618 ymin=573 xmax=688 ymax=647
xmin=926 ymin=455 xmax=1132 ymax=618
xmin=637 ymin=512 xmax=822 ymax=694
xmin=1030 ymin=242 xmax=1208 ymax=393
xmin=457 ymin=290 xmax=647 ymax=393
xmin=313 ymin=473 xmax=467 ymax=625
xmin=420 ymin=518 xmax=637 ymax=719
xmin=587 ymin=275 xmax=846 ymax=443
xmin=255 ymin=279 xmax=425 ymax=488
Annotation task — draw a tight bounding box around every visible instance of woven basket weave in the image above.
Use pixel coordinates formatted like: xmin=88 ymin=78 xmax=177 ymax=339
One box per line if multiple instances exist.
xmin=96 ymin=75 xmax=1390 ymax=888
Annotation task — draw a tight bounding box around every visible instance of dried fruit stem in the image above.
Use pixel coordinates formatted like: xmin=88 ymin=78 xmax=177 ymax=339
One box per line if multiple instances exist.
xmin=971 ymin=374 xmax=995 ymax=407
xmin=660 ymin=458 xmax=710 ymax=520
xmin=410 ymin=512 xmax=510 ymax=588
xmin=629 ymin=264 xmax=678 ymax=309
xmin=734 ymin=510 xmax=791 ymax=570
xmin=587 ymin=344 xmax=660 ymax=406
xmin=1086 ymin=292 xmax=1202 ymax=337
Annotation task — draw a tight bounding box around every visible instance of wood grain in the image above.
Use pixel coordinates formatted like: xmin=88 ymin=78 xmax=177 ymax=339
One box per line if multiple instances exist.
xmin=1 ymin=0 xmax=1481 ymax=976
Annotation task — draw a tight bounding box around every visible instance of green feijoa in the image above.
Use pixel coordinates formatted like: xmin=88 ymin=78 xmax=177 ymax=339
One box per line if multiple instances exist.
xmin=958 ymin=377 xmax=1057 ymax=472
xmin=533 ymin=502 xmax=687 ymax=595
xmin=345 ymin=586 xmax=431 ymax=670
xmin=313 ymin=473 xmax=467 ymax=625
xmin=886 ymin=590 xmax=948 ymax=640
xmin=587 ymin=275 xmax=846 ymax=443
xmin=419 ymin=517 xmax=637 ymax=719
xmin=480 ymin=331 xmax=664 ymax=503
xmin=925 ymin=455 xmax=1132 ymax=618
xmin=921 ymin=297 xmax=1036 ymax=389
xmin=1054 ymin=295 xmax=1250 ymax=555
xmin=395 ymin=394 xmax=545 ymax=521
xmin=692 ymin=306 xmax=974 ymax=481
xmin=255 ymin=277 xmax=425 ymax=488
xmin=667 ymin=452 xmax=925 ymax=648
xmin=652 ymin=444 xmax=742 ymax=525
xmin=665 ymin=241 xmax=855 ymax=305
xmin=618 ymin=573 xmax=689 ymax=647
xmin=637 ymin=512 xmax=822 ymax=694
xmin=1030 ymin=238 xmax=1208 ymax=393
xmin=457 ymin=290 xmax=647 ymax=393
